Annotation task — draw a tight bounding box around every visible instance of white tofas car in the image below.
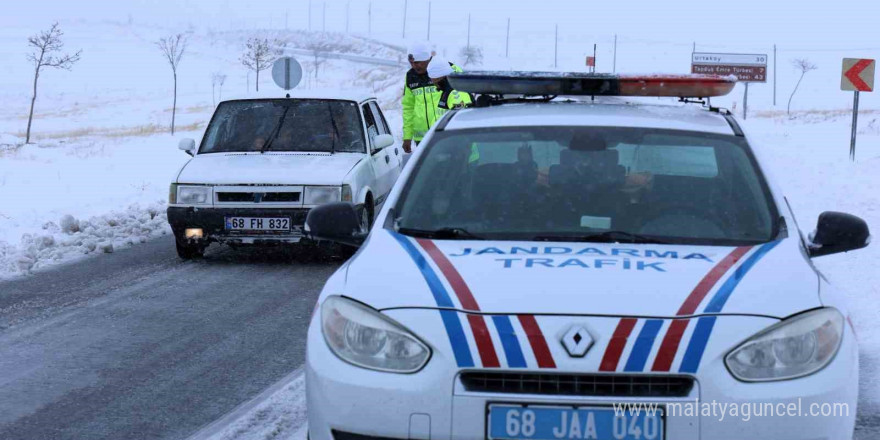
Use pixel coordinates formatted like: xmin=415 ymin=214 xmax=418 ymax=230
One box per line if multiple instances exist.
xmin=303 ymin=73 xmax=870 ymax=440
xmin=167 ymin=90 xmax=402 ymax=258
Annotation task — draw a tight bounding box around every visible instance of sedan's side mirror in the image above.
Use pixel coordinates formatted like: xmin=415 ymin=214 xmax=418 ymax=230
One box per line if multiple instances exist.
xmin=305 ymin=202 xmax=367 ymax=247
xmin=179 ymin=138 xmax=196 ymax=156
xmin=372 ymin=134 xmax=394 ymax=152
xmin=808 ymin=211 xmax=871 ymax=257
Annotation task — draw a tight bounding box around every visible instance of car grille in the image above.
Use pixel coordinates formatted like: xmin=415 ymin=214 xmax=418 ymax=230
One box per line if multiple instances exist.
xmin=460 ymin=372 xmax=694 ymax=398
xmin=216 ymin=192 xmax=300 ymax=203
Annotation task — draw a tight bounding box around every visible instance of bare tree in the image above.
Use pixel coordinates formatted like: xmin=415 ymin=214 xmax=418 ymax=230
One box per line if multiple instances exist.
xmin=25 ymin=23 xmax=81 ymax=144
xmin=458 ymin=45 xmax=483 ymax=66
xmin=211 ymin=72 xmax=227 ymax=106
xmin=788 ymin=58 xmax=818 ymax=118
xmin=241 ymin=38 xmax=285 ymax=92
xmin=157 ymin=34 xmax=188 ymax=134
xmin=303 ymin=40 xmax=333 ymax=82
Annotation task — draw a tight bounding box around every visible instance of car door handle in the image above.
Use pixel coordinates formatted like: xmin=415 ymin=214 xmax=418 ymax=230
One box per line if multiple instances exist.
xmin=385 ymin=155 xmax=390 ymax=164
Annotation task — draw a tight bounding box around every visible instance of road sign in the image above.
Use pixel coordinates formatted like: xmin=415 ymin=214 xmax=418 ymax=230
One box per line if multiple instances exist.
xmin=586 ymin=56 xmax=595 ymax=67
xmin=841 ymin=58 xmax=875 ymax=160
xmin=841 ymin=58 xmax=875 ymax=92
xmin=271 ymin=56 xmax=303 ymax=91
xmin=691 ymin=52 xmax=768 ymax=83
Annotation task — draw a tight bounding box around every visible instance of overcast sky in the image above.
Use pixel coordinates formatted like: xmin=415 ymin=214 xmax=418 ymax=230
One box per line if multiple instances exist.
xmin=4 ymin=0 xmax=879 ymax=50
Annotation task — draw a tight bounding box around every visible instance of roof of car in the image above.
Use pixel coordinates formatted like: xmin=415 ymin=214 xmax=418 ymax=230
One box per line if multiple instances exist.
xmin=444 ymin=100 xmax=736 ymax=136
xmin=220 ymin=88 xmax=375 ymax=104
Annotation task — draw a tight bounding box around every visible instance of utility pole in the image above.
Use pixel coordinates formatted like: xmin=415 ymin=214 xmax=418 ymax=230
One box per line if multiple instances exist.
xmin=427 ymin=1 xmax=431 ymax=40
xmin=554 ymin=24 xmax=558 ymax=68
xmin=743 ymin=82 xmax=749 ymax=120
xmin=505 ymin=18 xmax=510 ymax=58
xmin=467 ymin=14 xmax=471 ymax=49
xmin=613 ymin=34 xmax=618 ymax=73
xmin=368 ymin=2 xmax=372 ymax=36
xmin=773 ymin=44 xmax=778 ymax=106
xmin=402 ymin=0 xmax=407 ymax=39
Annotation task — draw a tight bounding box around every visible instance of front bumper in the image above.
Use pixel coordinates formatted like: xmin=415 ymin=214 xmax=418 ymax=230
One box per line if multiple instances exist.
xmin=167 ymin=206 xmax=309 ymax=245
xmin=305 ymin=309 xmax=858 ymax=440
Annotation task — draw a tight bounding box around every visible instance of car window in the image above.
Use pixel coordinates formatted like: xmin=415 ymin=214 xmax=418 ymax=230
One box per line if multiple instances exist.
xmin=394 ymin=126 xmax=778 ymax=245
xmin=361 ymin=103 xmax=379 ymax=148
xmin=201 ymin=99 xmax=366 ymax=154
xmin=369 ymin=102 xmax=390 ymax=135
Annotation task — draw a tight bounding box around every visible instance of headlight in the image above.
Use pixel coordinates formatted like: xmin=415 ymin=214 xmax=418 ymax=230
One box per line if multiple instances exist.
xmin=321 ymin=296 xmax=431 ymax=373
xmin=304 ymin=186 xmax=341 ymax=205
xmin=725 ymin=308 xmax=844 ymax=382
xmin=176 ymin=185 xmax=213 ymax=205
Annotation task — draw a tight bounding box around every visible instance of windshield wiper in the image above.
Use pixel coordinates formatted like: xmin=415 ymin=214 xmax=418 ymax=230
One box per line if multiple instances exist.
xmin=533 ymin=231 xmax=670 ymax=244
xmin=260 ymin=105 xmax=292 ymax=154
xmin=396 ymin=226 xmax=485 ymax=240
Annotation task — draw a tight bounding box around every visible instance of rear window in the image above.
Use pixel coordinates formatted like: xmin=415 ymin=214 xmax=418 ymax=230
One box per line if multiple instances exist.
xmin=394 ymin=126 xmax=779 ymax=245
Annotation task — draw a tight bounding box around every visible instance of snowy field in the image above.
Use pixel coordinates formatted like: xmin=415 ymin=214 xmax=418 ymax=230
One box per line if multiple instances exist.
xmin=1 ymin=17 xmax=879 ymax=439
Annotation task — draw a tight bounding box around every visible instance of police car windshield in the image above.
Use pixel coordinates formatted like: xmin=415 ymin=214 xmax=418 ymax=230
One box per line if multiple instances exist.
xmin=395 ymin=126 xmax=779 ymax=245
xmin=199 ymin=99 xmax=366 ymax=154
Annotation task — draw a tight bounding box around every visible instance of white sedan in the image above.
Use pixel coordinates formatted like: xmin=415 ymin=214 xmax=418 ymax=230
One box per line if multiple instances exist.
xmin=167 ymin=90 xmax=402 ymax=258
xmin=303 ymin=73 xmax=869 ymax=440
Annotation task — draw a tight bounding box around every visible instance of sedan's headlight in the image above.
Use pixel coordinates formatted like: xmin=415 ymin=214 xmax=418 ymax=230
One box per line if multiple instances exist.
xmin=321 ymin=296 xmax=431 ymax=373
xmin=304 ymin=186 xmax=341 ymax=205
xmin=176 ymin=185 xmax=213 ymax=205
xmin=725 ymin=308 xmax=844 ymax=382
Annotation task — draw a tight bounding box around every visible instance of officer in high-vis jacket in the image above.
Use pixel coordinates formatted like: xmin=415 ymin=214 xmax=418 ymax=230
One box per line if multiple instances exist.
xmin=401 ymin=43 xmax=462 ymax=153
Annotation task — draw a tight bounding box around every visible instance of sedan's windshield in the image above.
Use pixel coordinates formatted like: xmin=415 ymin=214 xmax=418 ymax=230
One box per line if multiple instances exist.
xmin=395 ymin=126 xmax=779 ymax=245
xmin=199 ymin=99 xmax=366 ymax=154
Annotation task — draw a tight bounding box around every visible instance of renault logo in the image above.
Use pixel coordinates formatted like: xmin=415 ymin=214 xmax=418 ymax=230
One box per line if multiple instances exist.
xmin=561 ymin=326 xmax=594 ymax=357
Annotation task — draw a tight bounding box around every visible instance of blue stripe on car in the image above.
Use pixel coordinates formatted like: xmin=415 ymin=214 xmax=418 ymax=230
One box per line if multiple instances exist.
xmin=679 ymin=316 xmax=717 ymax=373
xmin=390 ymin=232 xmax=475 ymax=368
xmin=623 ymin=319 xmax=664 ymax=372
xmin=678 ymin=240 xmax=781 ymax=373
xmin=491 ymin=315 xmax=528 ymax=368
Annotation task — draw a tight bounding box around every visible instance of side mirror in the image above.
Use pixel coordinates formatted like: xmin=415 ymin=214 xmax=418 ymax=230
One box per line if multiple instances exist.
xmin=305 ymin=202 xmax=367 ymax=247
xmin=179 ymin=138 xmax=196 ymax=156
xmin=808 ymin=211 xmax=871 ymax=257
xmin=372 ymin=134 xmax=394 ymax=152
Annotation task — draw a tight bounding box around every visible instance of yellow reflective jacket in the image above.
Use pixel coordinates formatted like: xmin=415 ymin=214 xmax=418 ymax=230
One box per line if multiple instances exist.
xmin=401 ymin=62 xmax=462 ymax=141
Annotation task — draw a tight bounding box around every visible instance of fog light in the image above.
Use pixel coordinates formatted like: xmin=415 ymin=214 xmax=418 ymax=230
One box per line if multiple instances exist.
xmin=185 ymin=228 xmax=204 ymax=239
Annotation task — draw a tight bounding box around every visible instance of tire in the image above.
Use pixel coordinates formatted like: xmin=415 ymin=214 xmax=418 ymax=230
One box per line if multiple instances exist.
xmin=175 ymin=240 xmax=205 ymax=259
xmin=361 ymin=197 xmax=375 ymax=232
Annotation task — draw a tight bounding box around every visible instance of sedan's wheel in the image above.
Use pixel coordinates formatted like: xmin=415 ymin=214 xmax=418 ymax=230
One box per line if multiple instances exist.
xmin=361 ymin=199 xmax=374 ymax=232
xmin=175 ymin=240 xmax=205 ymax=260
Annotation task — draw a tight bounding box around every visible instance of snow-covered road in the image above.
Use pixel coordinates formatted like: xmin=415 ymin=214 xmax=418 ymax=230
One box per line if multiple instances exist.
xmin=0 ymin=237 xmax=338 ymax=440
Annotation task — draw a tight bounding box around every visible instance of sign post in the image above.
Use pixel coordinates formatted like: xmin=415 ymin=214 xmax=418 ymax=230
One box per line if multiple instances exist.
xmin=841 ymin=58 xmax=875 ymax=161
xmin=692 ymin=53 xmax=767 ymax=119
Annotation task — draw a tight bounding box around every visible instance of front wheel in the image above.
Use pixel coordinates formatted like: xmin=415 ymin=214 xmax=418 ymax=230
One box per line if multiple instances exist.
xmin=175 ymin=240 xmax=205 ymax=259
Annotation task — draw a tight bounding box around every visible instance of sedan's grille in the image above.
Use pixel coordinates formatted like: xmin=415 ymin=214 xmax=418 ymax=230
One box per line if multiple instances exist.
xmin=216 ymin=192 xmax=300 ymax=203
xmin=460 ymin=372 xmax=694 ymax=398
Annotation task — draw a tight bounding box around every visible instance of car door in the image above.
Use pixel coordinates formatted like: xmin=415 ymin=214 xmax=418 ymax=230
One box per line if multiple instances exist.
xmin=362 ymin=102 xmax=394 ymax=207
xmin=369 ymin=101 xmax=402 ymax=171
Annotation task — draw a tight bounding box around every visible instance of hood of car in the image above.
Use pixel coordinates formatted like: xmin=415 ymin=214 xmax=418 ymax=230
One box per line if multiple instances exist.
xmin=343 ymin=230 xmax=820 ymax=319
xmin=176 ymin=152 xmax=363 ymax=185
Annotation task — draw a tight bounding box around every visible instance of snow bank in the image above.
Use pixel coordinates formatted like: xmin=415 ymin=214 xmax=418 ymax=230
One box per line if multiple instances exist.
xmin=0 ymin=134 xmax=192 ymax=279
xmin=0 ymin=203 xmax=170 ymax=275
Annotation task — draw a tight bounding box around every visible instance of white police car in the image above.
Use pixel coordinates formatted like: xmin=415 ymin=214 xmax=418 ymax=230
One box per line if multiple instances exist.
xmin=167 ymin=90 xmax=402 ymax=258
xmin=303 ymin=73 xmax=869 ymax=440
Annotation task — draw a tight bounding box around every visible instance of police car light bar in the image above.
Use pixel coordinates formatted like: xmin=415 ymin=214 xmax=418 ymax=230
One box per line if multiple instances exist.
xmin=447 ymin=71 xmax=737 ymax=98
